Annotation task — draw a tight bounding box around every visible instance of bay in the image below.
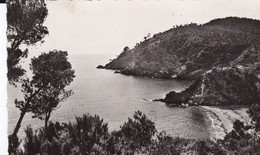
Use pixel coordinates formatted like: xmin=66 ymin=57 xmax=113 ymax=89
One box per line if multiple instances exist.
xmin=8 ymin=53 xmax=211 ymax=140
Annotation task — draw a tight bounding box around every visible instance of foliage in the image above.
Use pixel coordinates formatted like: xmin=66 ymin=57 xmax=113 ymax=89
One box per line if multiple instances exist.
xmin=7 ymin=0 xmax=48 ymax=46
xmin=7 ymin=0 xmax=48 ymax=83
xmin=8 ymin=134 xmax=22 ymax=155
xmin=218 ymin=105 xmax=260 ymax=155
xmin=30 ymin=51 xmax=75 ymax=89
xmin=220 ymin=120 xmax=258 ymax=154
xmin=248 ymin=104 xmax=260 ymax=131
xmin=22 ymin=122 xmax=64 ymax=155
xmin=7 ymin=48 xmax=28 ymax=84
xmin=8 ymin=101 xmax=260 ymax=154
xmin=146 ymin=132 xmax=226 ymax=155
xmin=147 ymin=132 xmax=186 ymax=155
xmin=12 ymin=51 xmax=75 ymax=137
xmin=117 ymin=110 xmax=156 ymax=149
xmin=8 ymin=111 xmax=232 ymax=155
xmin=17 ymin=112 xmax=156 ymax=154
xmin=29 ymin=50 xmax=75 ymax=127
xmin=21 ymin=115 xmax=109 ymax=155
xmin=7 ymin=2 xmax=77 ymax=154
xmin=62 ymin=114 xmax=109 ymax=154
xmin=144 ymin=33 xmax=151 ymax=41
xmin=123 ymin=46 xmax=129 ymax=52
xmin=105 ymin=17 xmax=260 ymax=80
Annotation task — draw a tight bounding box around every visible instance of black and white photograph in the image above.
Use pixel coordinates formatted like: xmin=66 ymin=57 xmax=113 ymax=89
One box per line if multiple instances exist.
xmin=2 ymin=0 xmax=260 ymax=154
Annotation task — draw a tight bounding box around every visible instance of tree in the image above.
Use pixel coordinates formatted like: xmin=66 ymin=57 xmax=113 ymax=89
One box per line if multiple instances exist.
xmin=123 ymin=46 xmax=130 ymax=52
xmin=248 ymin=104 xmax=260 ymax=131
xmin=64 ymin=114 xmax=109 ymax=154
xmin=7 ymin=0 xmax=49 ymax=83
xmin=22 ymin=115 xmax=109 ymax=154
xmin=118 ymin=111 xmax=156 ymax=149
xmin=20 ymin=112 xmax=156 ymax=154
xmin=29 ymin=51 xmax=75 ymax=127
xmin=219 ymin=105 xmax=260 ymax=154
xmin=12 ymin=50 xmax=75 ymax=136
xmin=144 ymin=33 xmax=151 ymax=41
xmin=31 ymin=88 xmax=73 ymax=128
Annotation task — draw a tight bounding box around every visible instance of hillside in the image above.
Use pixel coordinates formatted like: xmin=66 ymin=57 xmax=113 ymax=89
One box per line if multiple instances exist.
xmin=103 ymin=17 xmax=260 ymax=105
xmin=104 ymin=17 xmax=260 ymax=80
xmin=162 ymin=65 xmax=260 ymax=105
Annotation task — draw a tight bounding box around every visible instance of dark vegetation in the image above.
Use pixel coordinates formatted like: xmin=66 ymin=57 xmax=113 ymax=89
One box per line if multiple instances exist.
xmin=7 ymin=0 xmax=48 ymax=83
xmin=104 ymin=17 xmax=260 ymax=80
xmin=9 ymin=108 xmax=260 ymax=155
xmin=161 ymin=65 xmax=260 ymax=106
xmin=103 ymin=17 xmax=260 ymax=106
xmin=11 ymin=50 xmax=75 ymax=138
xmin=7 ymin=0 xmax=75 ymax=151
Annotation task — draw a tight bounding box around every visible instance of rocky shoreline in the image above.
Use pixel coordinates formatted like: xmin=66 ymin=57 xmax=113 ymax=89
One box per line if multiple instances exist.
xmin=154 ymin=65 xmax=260 ymax=107
xmin=99 ymin=17 xmax=260 ymax=107
xmin=98 ymin=65 xmax=260 ymax=107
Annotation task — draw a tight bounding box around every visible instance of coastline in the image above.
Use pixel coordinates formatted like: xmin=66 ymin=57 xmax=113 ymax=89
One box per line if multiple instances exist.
xmin=201 ymin=105 xmax=251 ymax=140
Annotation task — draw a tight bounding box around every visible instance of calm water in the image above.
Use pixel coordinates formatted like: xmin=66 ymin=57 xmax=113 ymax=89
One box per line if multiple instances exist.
xmin=8 ymin=54 xmax=211 ymax=139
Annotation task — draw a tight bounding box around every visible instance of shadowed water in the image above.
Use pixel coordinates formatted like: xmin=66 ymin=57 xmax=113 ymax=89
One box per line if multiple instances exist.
xmin=8 ymin=53 xmax=211 ymax=140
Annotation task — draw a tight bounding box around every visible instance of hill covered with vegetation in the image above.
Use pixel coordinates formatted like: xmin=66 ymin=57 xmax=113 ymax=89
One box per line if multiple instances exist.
xmin=104 ymin=17 xmax=260 ymax=80
xmin=103 ymin=17 xmax=260 ymax=106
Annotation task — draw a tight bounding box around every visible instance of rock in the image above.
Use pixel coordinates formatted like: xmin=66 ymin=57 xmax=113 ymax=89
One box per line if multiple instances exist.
xmin=96 ymin=65 xmax=105 ymax=69
xmin=164 ymin=91 xmax=189 ymax=104
xmin=153 ymin=99 xmax=164 ymax=102
xmin=192 ymin=65 xmax=260 ymax=105
xmin=163 ymin=80 xmax=201 ymax=104
xmin=162 ymin=65 xmax=260 ymax=106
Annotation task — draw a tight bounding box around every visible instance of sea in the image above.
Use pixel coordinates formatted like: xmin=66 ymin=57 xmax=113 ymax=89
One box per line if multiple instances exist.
xmin=8 ymin=53 xmax=214 ymax=140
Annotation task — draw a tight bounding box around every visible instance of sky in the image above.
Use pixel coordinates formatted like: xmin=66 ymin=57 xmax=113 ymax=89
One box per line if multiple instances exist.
xmin=27 ymin=0 xmax=260 ymax=56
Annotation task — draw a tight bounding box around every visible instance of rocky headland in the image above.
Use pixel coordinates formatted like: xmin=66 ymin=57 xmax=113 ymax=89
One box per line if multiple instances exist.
xmin=101 ymin=17 xmax=260 ymax=106
xmin=162 ymin=65 xmax=260 ymax=106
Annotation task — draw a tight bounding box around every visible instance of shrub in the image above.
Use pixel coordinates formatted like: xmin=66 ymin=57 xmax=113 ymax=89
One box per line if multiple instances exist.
xmin=16 ymin=109 xmax=260 ymax=154
xmin=22 ymin=115 xmax=109 ymax=155
xmin=117 ymin=111 xmax=156 ymax=148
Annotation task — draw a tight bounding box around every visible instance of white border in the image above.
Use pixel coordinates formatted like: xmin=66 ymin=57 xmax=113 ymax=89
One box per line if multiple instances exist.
xmin=0 ymin=3 xmax=8 ymax=155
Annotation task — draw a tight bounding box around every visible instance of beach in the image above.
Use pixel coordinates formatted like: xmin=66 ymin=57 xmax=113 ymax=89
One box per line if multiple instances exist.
xmin=202 ymin=105 xmax=251 ymax=140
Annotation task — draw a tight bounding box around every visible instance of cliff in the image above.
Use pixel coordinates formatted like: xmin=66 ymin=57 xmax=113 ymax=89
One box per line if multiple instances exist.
xmin=163 ymin=65 xmax=260 ymax=105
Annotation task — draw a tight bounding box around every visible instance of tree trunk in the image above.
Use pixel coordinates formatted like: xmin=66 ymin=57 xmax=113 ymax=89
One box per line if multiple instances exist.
xmin=12 ymin=110 xmax=26 ymax=136
xmin=44 ymin=111 xmax=51 ymax=128
xmin=12 ymin=85 xmax=46 ymax=136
